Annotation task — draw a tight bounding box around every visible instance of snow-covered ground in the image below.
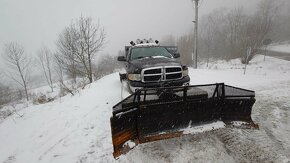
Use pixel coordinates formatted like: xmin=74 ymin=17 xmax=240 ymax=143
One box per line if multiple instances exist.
xmin=268 ymin=44 xmax=290 ymax=54
xmin=0 ymin=55 xmax=289 ymax=163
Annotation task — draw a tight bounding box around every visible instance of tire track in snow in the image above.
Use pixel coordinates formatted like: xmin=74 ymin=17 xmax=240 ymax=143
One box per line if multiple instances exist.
xmin=253 ymin=82 xmax=290 ymax=158
xmin=214 ymin=81 xmax=290 ymax=163
xmin=121 ymin=130 xmax=235 ymax=163
xmin=215 ymin=128 xmax=289 ymax=163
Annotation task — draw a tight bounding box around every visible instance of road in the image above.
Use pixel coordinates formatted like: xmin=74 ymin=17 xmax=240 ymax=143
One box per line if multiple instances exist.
xmin=259 ymin=50 xmax=290 ymax=61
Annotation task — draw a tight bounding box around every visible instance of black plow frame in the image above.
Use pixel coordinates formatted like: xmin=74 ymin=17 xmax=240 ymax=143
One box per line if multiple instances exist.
xmin=110 ymin=83 xmax=258 ymax=158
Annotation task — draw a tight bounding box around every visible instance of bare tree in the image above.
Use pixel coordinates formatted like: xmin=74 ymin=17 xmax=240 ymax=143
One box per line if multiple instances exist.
xmin=225 ymin=7 xmax=248 ymax=59
xmin=56 ymin=25 xmax=78 ymax=83
xmin=54 ymin=54 xmax=64 ymax=84
xmin=0 ymin=79 xmax=15 ymax=106
xmin=200 ymin=14 xmax=216 ymax=66
xmin=53 ymin=54 xmax=76 ymax=96
xmin=271 ymin=1 xmax=290 ymax=41
xmin=0 ymin=73 xmax=8 ymax=105
xmin=0 ymin=72 xmax=20 ymax=105
xmin=196 ymin=3 xmax=282 ymax=63
xmin=2 ymin=42 xmax=31 ymax=101
xmin=56 ymin=16 xmax=106 ymax=83
xmin=239 ymin=0 xmax=282 ymax=63
xmin=95 ymin=53 xmax=123 ymax=79
xmin=254 ymin=0 xmax=280 ymax=41
xmin=37 ymin=47 xmax=54 ymax=92
xmin=198 ymin=8 xmax=229 ymax=60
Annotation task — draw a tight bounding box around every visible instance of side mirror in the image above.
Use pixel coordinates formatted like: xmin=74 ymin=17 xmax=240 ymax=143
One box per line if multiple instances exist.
xmin=173 ymin=53 xmax=180 ymax=58
xmin=117 ymin=56 xmax=126 ymax=61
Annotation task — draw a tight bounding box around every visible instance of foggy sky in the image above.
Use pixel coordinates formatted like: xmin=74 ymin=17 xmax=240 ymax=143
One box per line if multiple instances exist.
xmin=0 ymin=0 xmax=260 ymax=61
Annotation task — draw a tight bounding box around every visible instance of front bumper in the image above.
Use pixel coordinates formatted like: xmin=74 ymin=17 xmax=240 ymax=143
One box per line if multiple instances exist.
xmin=128 ymin=76 xmax=190 ymax=92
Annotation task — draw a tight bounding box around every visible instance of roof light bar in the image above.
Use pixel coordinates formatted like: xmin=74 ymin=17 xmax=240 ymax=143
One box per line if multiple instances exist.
xmin=131 ymin=38 xmax=160 ymax=46
xmin=130 ymin=41 xmax=136 ymax=46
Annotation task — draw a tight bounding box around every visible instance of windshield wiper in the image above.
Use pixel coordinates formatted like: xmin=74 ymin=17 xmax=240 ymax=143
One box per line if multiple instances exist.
xmin=151 ymin=55 xmax=171 ymax=58
xmin=137 ymin=56 xmax=152 ymax=59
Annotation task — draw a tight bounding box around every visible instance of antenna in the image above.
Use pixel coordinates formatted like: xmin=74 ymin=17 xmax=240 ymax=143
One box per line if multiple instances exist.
xmin=192 ymin=0 xmax=199 ymax=69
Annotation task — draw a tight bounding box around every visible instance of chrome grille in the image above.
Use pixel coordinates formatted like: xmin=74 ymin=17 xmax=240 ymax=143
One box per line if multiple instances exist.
xmin=141 ymin=66 xmax=183 ymax=83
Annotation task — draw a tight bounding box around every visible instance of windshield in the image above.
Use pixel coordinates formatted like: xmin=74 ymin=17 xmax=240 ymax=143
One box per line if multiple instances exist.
xmin=130 ymin=47 xmax=173 ymax=60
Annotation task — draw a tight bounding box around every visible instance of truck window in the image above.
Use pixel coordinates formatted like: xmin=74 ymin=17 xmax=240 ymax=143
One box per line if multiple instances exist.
xmin=130 ymin=47 xmax=173 ymax=60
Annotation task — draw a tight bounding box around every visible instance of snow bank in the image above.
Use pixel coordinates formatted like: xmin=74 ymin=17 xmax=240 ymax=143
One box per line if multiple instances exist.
xmin=195 ymin=55 xmax=290 ymax=89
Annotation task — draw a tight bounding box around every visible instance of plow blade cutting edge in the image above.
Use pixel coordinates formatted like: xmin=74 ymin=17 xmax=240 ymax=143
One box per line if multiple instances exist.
xmin=110 ymin=83 xmax=258 ymax=158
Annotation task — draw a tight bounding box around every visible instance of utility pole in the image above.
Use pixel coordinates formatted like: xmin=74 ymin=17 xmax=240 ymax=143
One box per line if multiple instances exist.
xmin=192 ymin=0 xmax=199 ymax=69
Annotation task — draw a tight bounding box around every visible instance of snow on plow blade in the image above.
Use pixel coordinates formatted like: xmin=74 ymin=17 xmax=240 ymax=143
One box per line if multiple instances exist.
xmin=110 ymin=83 xmax=258 ymax=158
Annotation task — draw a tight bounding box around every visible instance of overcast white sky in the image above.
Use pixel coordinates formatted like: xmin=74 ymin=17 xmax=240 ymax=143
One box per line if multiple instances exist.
xmin=0 ymin=0 xmax=260 ymax=59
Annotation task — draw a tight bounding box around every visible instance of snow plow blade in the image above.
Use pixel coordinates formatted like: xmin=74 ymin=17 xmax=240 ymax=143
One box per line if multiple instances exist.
xmin=110 ymin=83 xmax=258 ymax=158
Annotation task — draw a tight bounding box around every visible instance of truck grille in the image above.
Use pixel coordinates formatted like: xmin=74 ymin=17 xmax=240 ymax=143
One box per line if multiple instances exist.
xmin=141 ymin=66 xmax=183 ymax=83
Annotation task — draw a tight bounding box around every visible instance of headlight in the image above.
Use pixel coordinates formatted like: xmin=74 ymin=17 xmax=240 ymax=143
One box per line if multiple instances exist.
xmin=182 ymin=68 xmax=188 ymax=76
xmin=127 ymin=74 xmax=141 ymax=81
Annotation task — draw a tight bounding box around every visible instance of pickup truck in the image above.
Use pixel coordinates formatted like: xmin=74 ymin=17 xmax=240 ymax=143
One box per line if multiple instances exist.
xmin=118 ymin=39 xmax=190 ymax=92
